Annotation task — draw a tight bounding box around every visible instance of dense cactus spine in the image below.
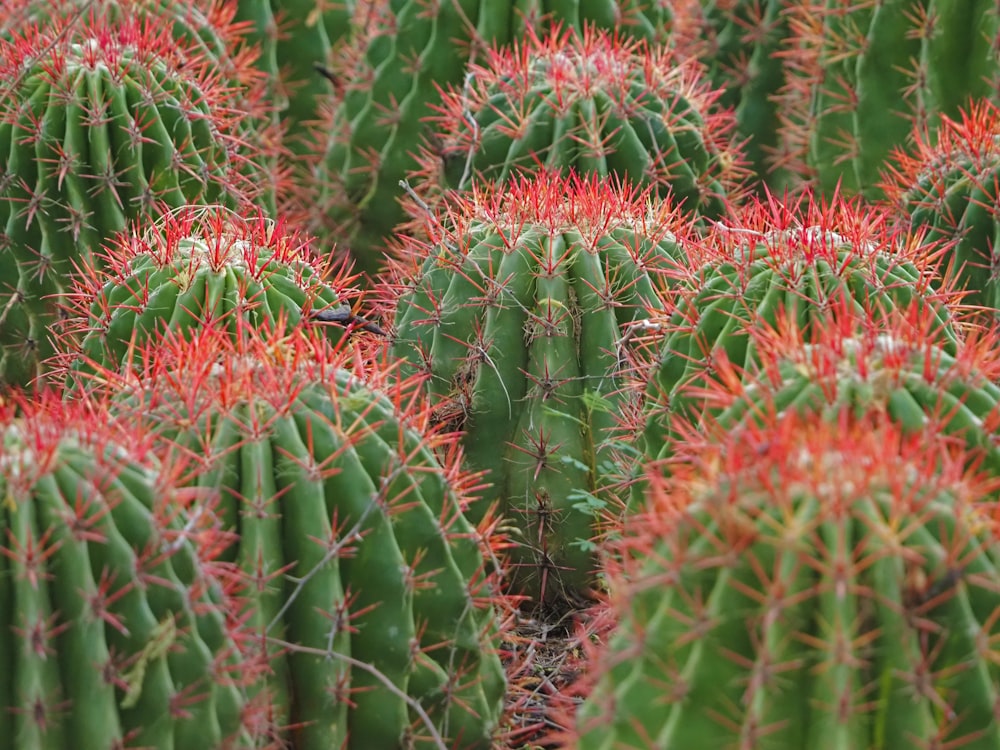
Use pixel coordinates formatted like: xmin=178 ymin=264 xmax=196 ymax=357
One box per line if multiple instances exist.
xmin=882 ymin=99 xmax=1000 ymax=319
xmin=384 ymin=170 xmax=688 ymax=609
xmin=55 ymin=204 xmax=365 ymax=382
xmin=0 ymin=391 xmax=260 ymax=748
xmin=572 ymin=410 xmax=1000 ymax=749
xmin=0 ymin=8 xmax=276 ymax=390
xmin=89 ymin=321 xmax=508 ymax=749
xmin=682 ymin=301 xmax=1000 ymax=479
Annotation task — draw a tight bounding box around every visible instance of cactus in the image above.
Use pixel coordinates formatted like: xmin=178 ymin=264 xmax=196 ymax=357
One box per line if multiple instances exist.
xmin=383 ymin=170 xmax=688 ymax=609
xmin=678 ymin=300 xmax=1000 ymax=479
xmin=572 ymin=409 xmax=1000 ymax=749
xmin=0 ymin=390 xmax=261 ymax=748
xmin=776 ymin=0 xmax=1000 ymax=197
xmin=90 ymin=321 xmax=508 ymax=749
xmin=55 ymin=204 xmax=369 ymax=383
xmin=882 ymin=98 xmax=1000 ymax=320
xmin=305 ymin=0 xmax=675 ymax=278
xmin=417 ymin=25 xmax=744 ymax=226
xmin=0 ymin=8 xmax=277 ymax=391
xmin=635 ymin=189 xmax=963 ymax=463
xmin=671 ymin=0 xmax=791 ymax=191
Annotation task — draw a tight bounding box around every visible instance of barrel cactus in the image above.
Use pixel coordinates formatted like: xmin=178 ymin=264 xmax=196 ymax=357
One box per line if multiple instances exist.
xmin=417 ymin=24 xmax=744 ymax=225
xmin=635 ymin=188 xmax=963 ymax=462
xmin=0 ymin=390 xmax=261 ymax=748
xmin=305 ymin=0 xmax=675 ymax=278
xmin=92 ymin=321 xmax=508 ymax=749
xmin=882 ymin=98 xmax=1000 ymax=319
xmin=678 ymin=300 xmax=1000 ymax=478
xmin=573 ymin=410 xmax=1000 ymax=748
xmin=776 ymin=0 xmax=1000 ymax=197
xmin=56 ymin=204 xmax=369 ymax=384
xmin=670 ymin=0 xmax=791 ymax=191
xmin=383 ymin=170 xmax=688 ymax=609
xmin=0 ymin=8 xmax=275 ymax=390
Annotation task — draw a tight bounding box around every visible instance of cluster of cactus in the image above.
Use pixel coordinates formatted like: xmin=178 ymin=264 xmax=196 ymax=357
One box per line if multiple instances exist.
xmin=0 ymin=6 xmax=277 ymax=390
xmin=83 ymin=321 xmax=508 ymax=749
xmin=303 ymin=0 xmax=678 ymax=277
xmin=635 ymin=189 xmax=962 ymax=461
xmin=0 ymin=392 xmax=261 ymax=747
xmin=6 ymin=1 xmax=1000 ymax=748
xmin=572 ymin=410 xmax=1000 ymax=748
xmin=385 ymin=170 xmax=688 ymax=609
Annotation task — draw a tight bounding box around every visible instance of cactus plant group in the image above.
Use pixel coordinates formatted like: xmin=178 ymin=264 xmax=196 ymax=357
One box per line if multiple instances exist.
xmin=3 ymin=2 xmax=1000 ymax=748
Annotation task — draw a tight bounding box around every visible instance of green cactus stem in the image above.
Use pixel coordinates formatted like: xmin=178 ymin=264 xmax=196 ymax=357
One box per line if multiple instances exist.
xmin=56 ymin=204 xmax=367 ymax=384
xmin=882 ymin=98 xmax=1000 ymax=321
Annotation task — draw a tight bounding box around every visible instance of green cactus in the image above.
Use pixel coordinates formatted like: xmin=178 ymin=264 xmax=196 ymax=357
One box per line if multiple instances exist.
xmin=309 ymin=0 xmax=673 ymax=278
xmin=0 ymin=391 xmax=259 ymax=748
xmin=776 ymin=0 xmax=1000 ymax=197
xmin=637 ymin=189 xmax=962 ymax=463
xmin=94 ymin=321 xmax=508 ymax=749
xmin=882 ymin=99 xmax=1000 ymax=321
xmin=0 ymin=8 xmax=275 ymax=391
xmin=676 ymin=300 xmax=1000 ymax=480
xmin=421 ymin=25 xmax=743 ymax=225
xmin=575 ymin=410 xmax=1000 ymax=748
xmin=57 ymin=204 xmax=367 ymax=384
xmin=385 ymin=171 xmax=686 ymax=609
xmin=675 ymin=0 xmax=791 ymax=191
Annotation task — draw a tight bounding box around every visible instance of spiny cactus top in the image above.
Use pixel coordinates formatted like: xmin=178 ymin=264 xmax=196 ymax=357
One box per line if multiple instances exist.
xmin=385 ymin=170 xmax=689 ymax=609
xmin=678 ymin=300 xmax=1000 ymax=478
xmin=882 ymin=99 xmax=1000 ymax=318
xmin=573 ymin=410 xmax=1000 ymax=749
xmin=0 ymin=7 xmax=275 ymax=391
xmin=635 ymin=189 xmax=964 ymax=462
xmin=91 ymin=321 xmax=508 ymax=750
xmin=56 ymin=204 xmax=365 ymax=383
xmin=418 ymin=25 xmax=744 ymax=223
xmin=0 ymin=391 xmax=261 ymax=748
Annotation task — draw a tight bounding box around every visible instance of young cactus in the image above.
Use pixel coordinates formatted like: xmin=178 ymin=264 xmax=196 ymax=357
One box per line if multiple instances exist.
xmin=681 ymin=300 xmax=1000 ymax=479
xmin=634 ymin=189 xmax=963 ymax=462
xmin=89 ymin=321 xmax=509 ymax=750
xmin=384 ymin=170 xmax=689 ymax=610
xmin=0 ymin=8 xmax=276 ymax=390
xmin=0 ymin=390 xmax=261 ymax=748
xmin=55 ymin=204 xmax=371 ymax=383
xmin=418 ymin=25 xmax=744 ymax=223
xmin=882 ymin=99 xmax=1000 ymax=320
